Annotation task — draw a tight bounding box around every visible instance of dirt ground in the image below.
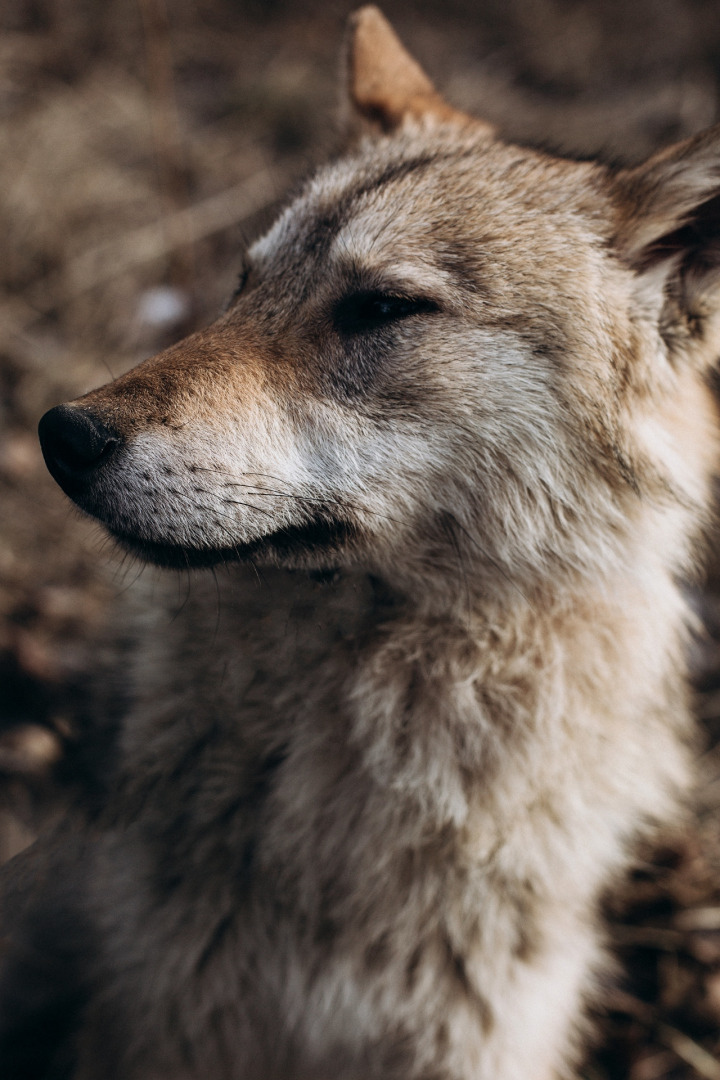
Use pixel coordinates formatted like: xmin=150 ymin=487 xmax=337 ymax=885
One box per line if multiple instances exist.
xmin=2 ymin=1 xmax=720 ymax=1076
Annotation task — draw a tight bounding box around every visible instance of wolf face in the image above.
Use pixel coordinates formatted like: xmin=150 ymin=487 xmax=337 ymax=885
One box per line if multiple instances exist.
xmin=39 ymin=11 xmax=719 ymax=609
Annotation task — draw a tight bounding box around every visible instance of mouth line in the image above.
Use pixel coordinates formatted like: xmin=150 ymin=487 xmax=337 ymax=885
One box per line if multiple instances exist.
xmin=108 ymin=516 xmax=359 ymax=569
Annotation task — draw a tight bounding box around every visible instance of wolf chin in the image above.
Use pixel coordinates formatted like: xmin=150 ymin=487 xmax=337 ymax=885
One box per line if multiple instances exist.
xmin=3 ymin=6 xmax=720 ymax=1079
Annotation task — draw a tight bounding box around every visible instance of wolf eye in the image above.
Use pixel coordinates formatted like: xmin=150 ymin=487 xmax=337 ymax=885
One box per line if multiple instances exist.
xmin=333 ymin=290 xmax=439 ymax=335
xmin=232 ymin=266 xmax=249 ymax=300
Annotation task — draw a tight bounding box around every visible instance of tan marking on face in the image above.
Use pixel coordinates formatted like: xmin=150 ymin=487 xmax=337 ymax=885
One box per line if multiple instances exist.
xmin=72 ymin=323 xmax=288 ymax=437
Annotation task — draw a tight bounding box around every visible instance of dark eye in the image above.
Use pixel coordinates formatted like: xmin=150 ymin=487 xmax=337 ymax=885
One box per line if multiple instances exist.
xmin=232 ymin=266 xmax=249 ymax=301
xmin=333 ymin=290 xmax=440 ymax=335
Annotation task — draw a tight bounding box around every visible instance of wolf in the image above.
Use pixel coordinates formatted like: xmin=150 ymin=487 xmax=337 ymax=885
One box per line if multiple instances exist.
xmin=2 ymin=5 xmax=720 ymax=1078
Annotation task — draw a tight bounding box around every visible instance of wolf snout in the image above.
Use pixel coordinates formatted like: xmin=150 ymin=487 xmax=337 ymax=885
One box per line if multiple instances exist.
xmin=38 ymin=404 xmax=121 ymax=496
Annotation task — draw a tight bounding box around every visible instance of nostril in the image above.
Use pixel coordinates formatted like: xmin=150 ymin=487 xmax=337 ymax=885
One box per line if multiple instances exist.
xmin=38 ymin=405 xmax=120 ymax=479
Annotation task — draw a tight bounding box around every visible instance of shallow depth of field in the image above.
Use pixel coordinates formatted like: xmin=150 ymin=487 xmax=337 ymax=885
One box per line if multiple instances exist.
xmin=2 ymin=1 xmax=720 ymax=1076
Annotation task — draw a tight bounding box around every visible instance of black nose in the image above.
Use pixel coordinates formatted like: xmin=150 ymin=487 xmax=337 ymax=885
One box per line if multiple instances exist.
xmin=38 ymin=405 xmax=120 ymax=493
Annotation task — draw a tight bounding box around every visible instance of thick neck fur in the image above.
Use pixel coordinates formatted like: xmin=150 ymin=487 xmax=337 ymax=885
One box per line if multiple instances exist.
xmin=120 ymin=501 xmax=694 ymax=886
xmin=346 ymin=554 xmax=692 ymax=840
xmin=101 ymin=537 xmax=694 ymax=1080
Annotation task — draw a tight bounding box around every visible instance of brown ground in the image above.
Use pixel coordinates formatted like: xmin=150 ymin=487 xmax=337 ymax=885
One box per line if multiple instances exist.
xmin=1 ymin=1 xmax=720 ymax=1076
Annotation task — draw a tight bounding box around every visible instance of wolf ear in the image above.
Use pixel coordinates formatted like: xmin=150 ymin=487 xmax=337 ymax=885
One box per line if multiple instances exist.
xmin=614 ymin=125 xmax=720 ymax=369
xmin=344 ymin=6 xmax=488 ymax=136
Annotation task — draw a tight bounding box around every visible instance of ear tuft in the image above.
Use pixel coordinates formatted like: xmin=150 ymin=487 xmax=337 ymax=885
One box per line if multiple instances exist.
xmin=345 ymin=6 xmax=482 ymax=135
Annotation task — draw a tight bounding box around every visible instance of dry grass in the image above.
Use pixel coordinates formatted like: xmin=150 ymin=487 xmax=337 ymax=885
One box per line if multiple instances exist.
xmin=1 ymin=2 xmax=720 ymax=1075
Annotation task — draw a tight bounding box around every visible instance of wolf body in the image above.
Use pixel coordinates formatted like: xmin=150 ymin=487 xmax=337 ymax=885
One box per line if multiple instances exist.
xmin=4 ymin=7 xmax=720 ymax=1079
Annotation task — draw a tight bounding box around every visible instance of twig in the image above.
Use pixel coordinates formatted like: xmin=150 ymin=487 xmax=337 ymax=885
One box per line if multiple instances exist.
xmin=22 ymin=169 xmax=275 ymax=315
xmin=610 ymin=925 xmax=683 ymax=950
xmin=137 ymin=0 xmax=193 ymax=286
xmin=656 ymin=1024 xmax=720 ymax=1080
xmin=675 ymin=907 xmax=720 ymax=932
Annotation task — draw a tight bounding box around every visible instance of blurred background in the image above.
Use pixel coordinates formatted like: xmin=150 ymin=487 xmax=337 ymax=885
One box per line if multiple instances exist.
xmin=2 ymin=1 xmax=720 ymax=1076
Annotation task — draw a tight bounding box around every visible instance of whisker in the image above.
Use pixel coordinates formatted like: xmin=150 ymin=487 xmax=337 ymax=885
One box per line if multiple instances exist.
xmin=210 ymin=566 xmax=222 ymax=643
xmin=174 ymin=483 xmax=279 ymax=521
xmin=170 ymin=567 xmax=193 ymax=620
xmin=222 ymin=481 xmax=413 ymax=530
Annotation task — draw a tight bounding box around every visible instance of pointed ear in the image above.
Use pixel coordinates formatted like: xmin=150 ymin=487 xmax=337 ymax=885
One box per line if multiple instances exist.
xmin=343 ymin=6 xmax=490 ymax=136
xmin=613 ymin=125 xmax=720 ymax=369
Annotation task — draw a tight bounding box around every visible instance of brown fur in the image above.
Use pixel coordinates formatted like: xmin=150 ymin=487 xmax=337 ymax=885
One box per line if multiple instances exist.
xmin=4 ymin=7 xmax=720 ymax=1079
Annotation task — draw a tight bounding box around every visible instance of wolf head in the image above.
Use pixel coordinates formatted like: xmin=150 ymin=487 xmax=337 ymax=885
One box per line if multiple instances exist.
xmin=38 ymin=7 xmax=719 ymax=600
